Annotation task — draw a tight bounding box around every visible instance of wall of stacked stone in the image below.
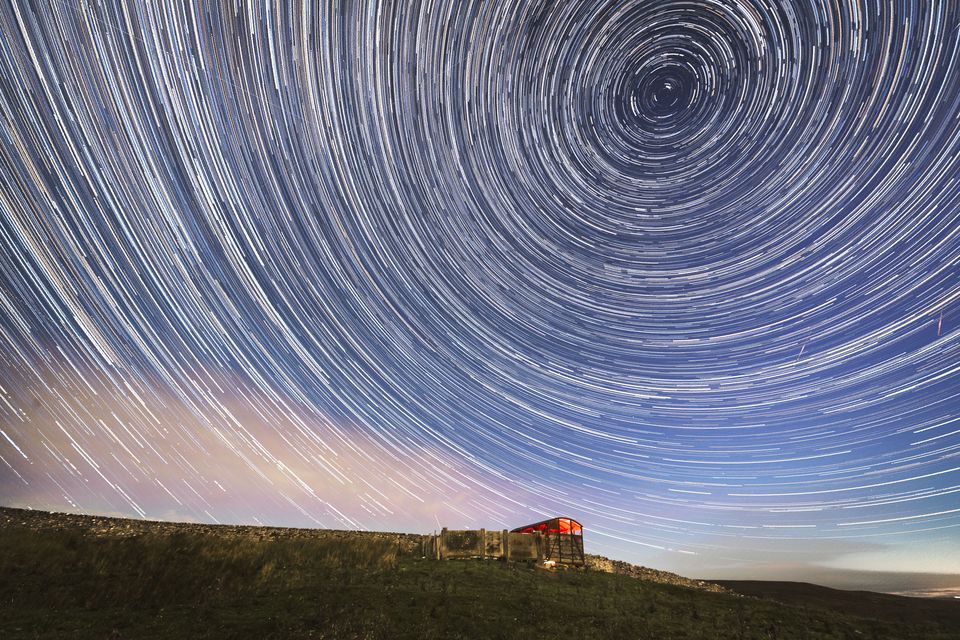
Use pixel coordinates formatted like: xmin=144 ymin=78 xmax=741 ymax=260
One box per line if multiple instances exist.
xmin=0 ymin=507 xmax=427 ymax=554
xmin=2 ymin=508 xmax=552 ymax=562
xmin=2 ymin=508 xmax=573 ymax=565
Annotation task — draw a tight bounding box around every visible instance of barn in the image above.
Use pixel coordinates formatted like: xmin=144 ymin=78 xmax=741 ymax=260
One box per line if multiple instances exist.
xmin=511 ymin=517 xmax=585 ymax=566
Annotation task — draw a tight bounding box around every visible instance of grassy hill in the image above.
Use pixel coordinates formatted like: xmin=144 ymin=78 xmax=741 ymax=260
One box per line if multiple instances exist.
xmin=2 ymin=507 xmax=957 ymax=639
xmin=713 ymin=580 xmax=960 ymax=629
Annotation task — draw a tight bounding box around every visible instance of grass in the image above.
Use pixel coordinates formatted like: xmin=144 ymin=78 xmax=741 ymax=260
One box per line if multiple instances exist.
xmin=1 ymin=517 xmax=957 ymax=639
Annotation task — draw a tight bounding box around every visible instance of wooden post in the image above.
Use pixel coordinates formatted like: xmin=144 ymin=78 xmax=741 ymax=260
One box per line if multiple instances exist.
xmin=503 ymin=530 xmax=510 ymax=561
xmin=440 ymin=527 xmax=447 ymax=560
xmin=480 ymin=528 xmax=486 ymax=559
xmin=536 ymin=531 xmax=543 ymax=563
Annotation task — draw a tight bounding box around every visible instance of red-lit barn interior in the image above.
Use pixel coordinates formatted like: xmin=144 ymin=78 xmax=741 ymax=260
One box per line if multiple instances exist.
xmin=511 ymin=517 xmax=585 ymax=565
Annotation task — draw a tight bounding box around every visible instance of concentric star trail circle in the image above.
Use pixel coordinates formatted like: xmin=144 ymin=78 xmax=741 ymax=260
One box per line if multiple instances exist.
xmin=1 ymin=1 xmax=959 ymax=577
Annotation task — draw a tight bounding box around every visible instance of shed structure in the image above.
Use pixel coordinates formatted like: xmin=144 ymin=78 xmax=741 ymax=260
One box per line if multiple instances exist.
xmin=422 ymin=517 xmax=585 ymax=566
xmin=511 ymin=517 xmax=585 ymax=566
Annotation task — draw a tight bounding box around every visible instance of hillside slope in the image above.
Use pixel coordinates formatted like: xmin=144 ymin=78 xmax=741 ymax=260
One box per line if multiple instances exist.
xmin=714 ymin=580 xmax=960 ymax=629
xmin=1 ymin=507 xmax=957 ymax=639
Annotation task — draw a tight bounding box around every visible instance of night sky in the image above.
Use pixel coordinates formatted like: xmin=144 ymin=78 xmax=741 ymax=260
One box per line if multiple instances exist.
xmin=1 ymin=1 xmax=959 ymax=591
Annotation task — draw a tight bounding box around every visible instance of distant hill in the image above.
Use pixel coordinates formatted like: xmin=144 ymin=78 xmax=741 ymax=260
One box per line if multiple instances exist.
xmin=714 ymin=580 xmax=960 ymax=629
xmin=2 ymin=506 xmax=957 ymax=639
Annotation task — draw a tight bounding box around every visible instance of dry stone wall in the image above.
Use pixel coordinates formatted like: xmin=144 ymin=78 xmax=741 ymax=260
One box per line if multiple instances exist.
xmin=1 ymin=507 xmax=725 ymax=593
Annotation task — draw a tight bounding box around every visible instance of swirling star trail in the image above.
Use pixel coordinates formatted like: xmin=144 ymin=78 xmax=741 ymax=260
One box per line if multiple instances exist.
xmin=1 ymin=1 xmax=959 ymax=586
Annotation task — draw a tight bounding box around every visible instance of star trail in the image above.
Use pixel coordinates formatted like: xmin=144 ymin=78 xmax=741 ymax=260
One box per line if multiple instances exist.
xmin=1 ymin=1 xmax=959 ymax=585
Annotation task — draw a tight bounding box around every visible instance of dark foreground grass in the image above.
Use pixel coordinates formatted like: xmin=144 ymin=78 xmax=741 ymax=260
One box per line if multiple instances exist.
xmin=2 ymin=520 xmax=957 ymax=640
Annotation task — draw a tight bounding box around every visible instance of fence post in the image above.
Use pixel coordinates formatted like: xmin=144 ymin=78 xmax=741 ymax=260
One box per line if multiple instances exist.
xmin=480 ymin=528 xmax=486 ymax=559
xmin=502 ymin=529 xmax=508 ymax=561
xmin=536 ymin=531 xmax=543 ymax=563
xmin=440 ymin=527 xmax=447 ymax=560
